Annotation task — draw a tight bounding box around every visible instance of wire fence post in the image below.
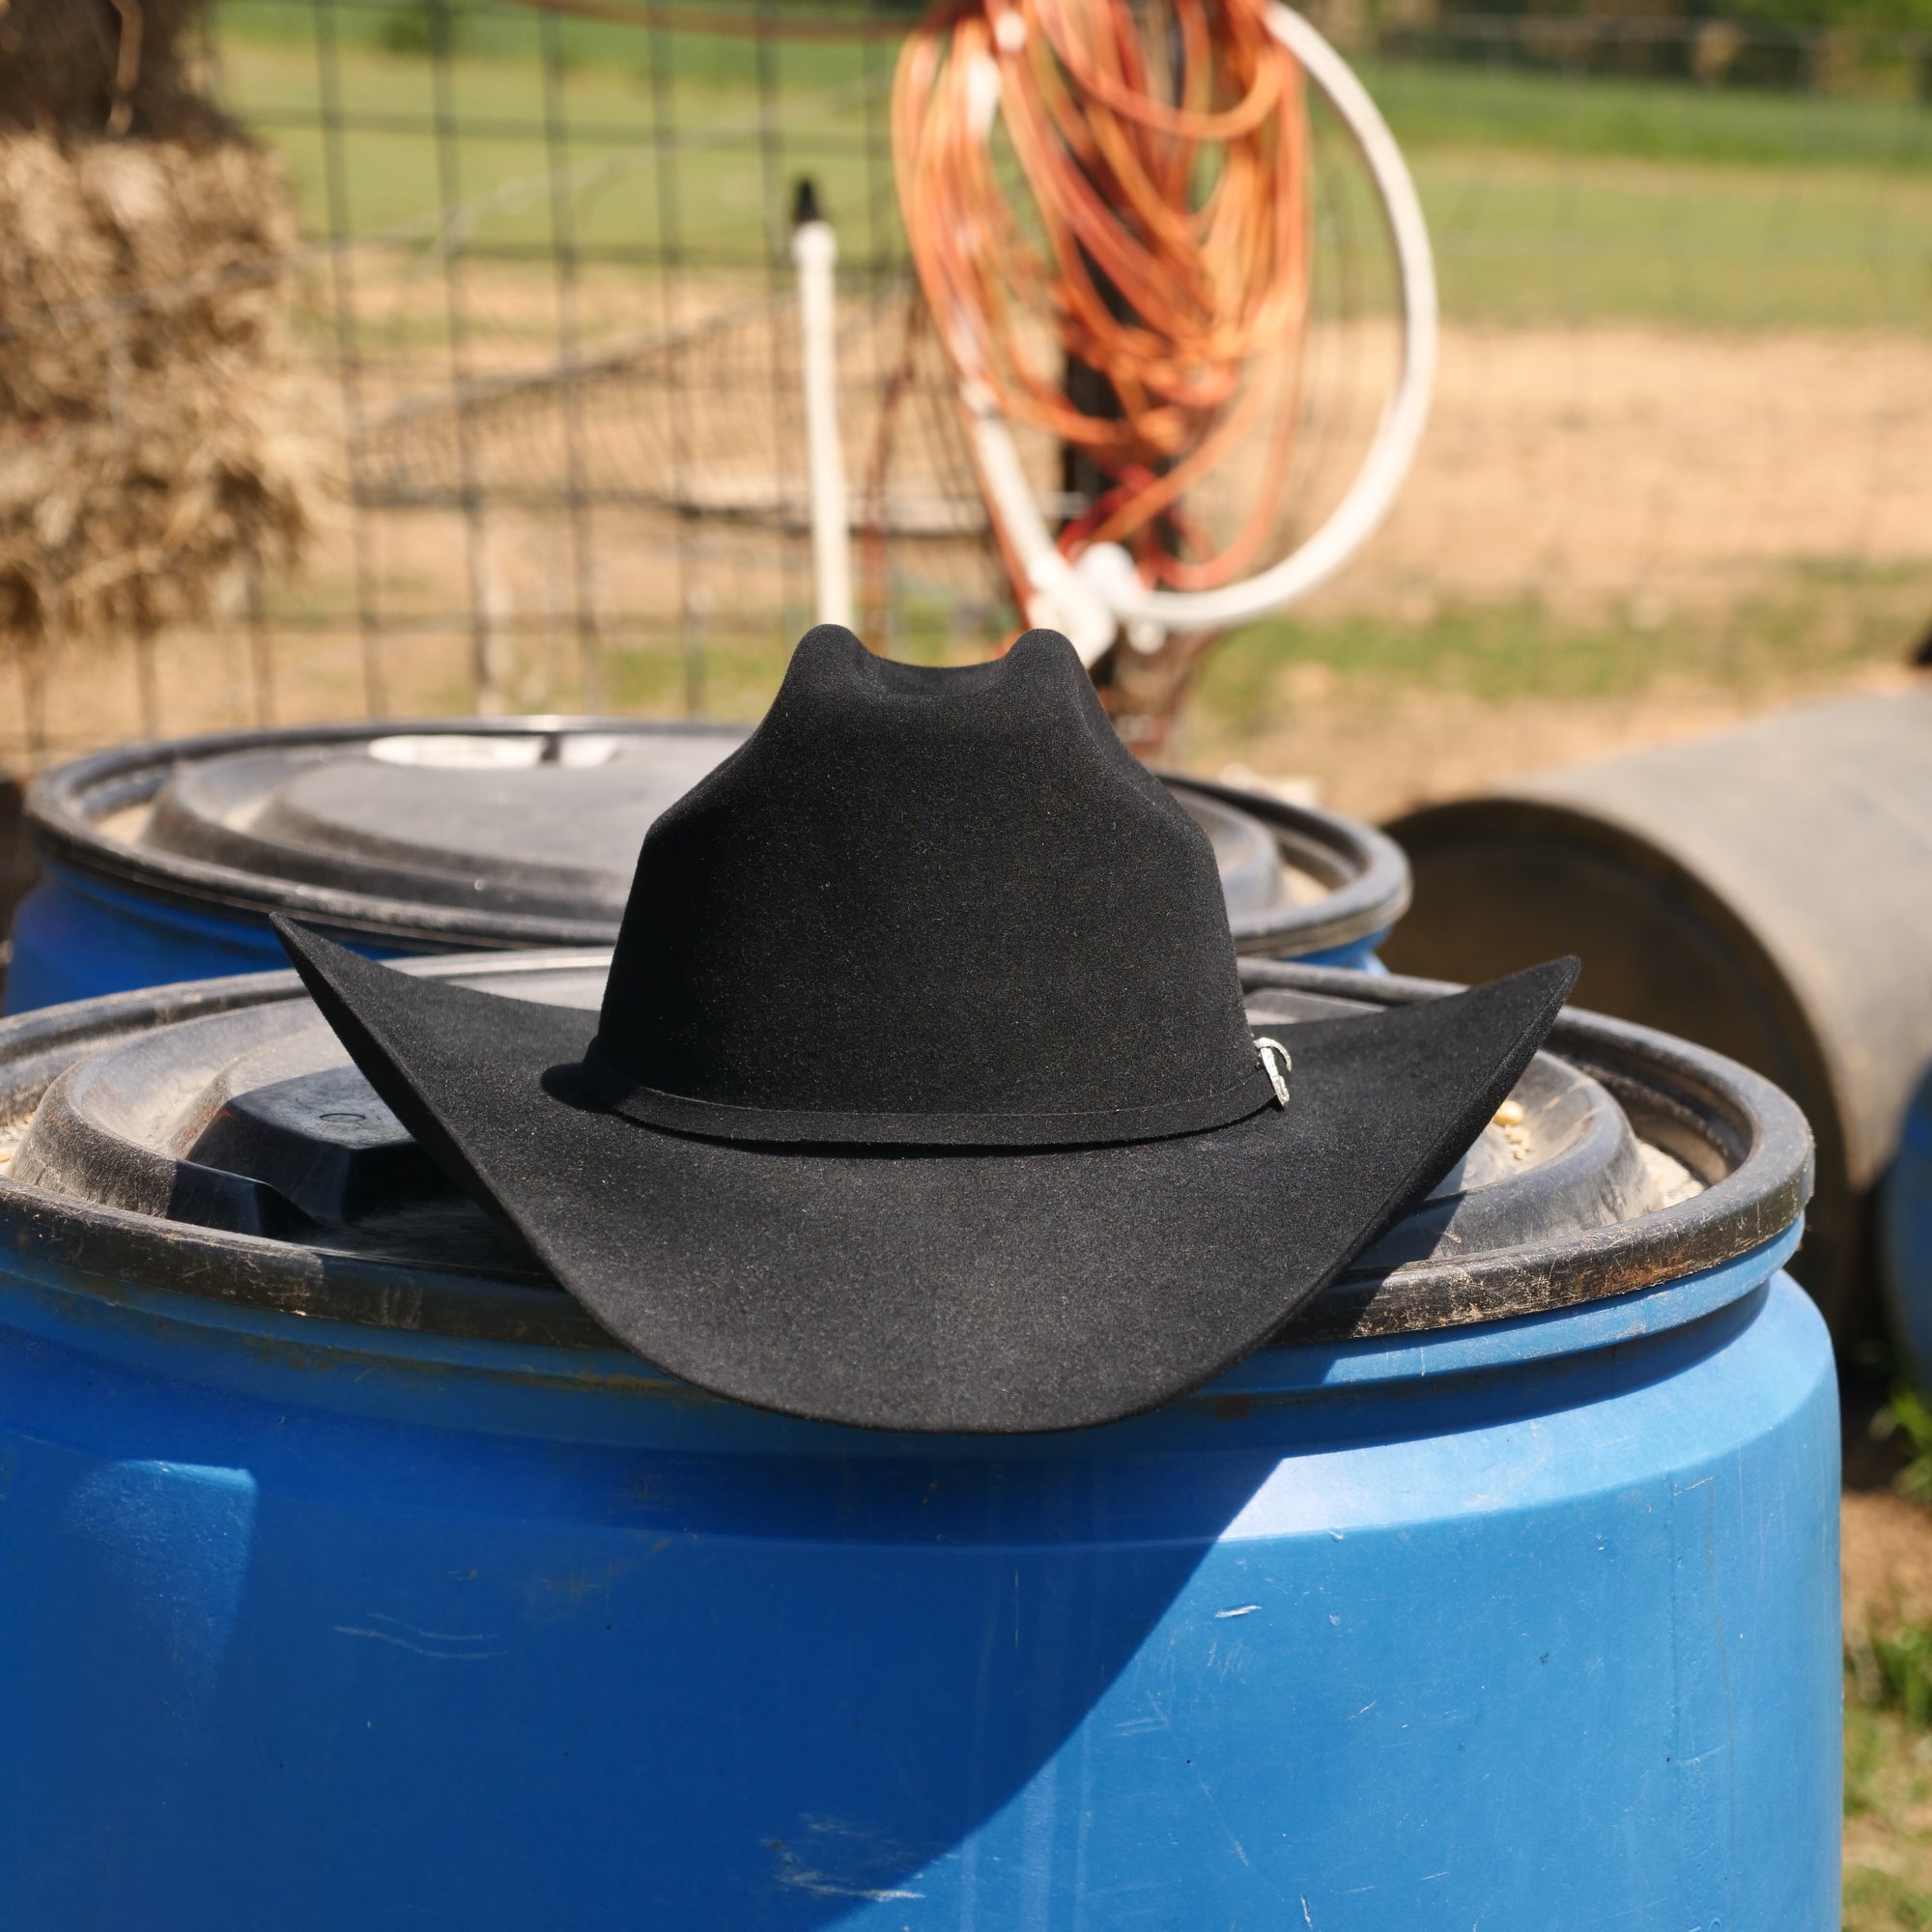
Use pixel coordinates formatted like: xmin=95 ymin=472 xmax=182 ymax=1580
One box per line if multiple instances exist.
xmin=245 ymin=562 xmax=276 ymax=729
xmin=12 ymin=632 xmax=47 ymax=775
xmin=426 ymin=0 xmax=497 ymax=714
xmin=754 ymin=0 xmax=803 ymax=657
xmin=312 ymin=0 xmax=386 ymax=718
xmin=538 ymin=5 xmax=604 ymax=714
xmin=646 ymin=10 xmax=701 ymax=717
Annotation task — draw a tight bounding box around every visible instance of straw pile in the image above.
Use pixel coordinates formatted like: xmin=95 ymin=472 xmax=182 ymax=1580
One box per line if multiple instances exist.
xmin=0 ymin=0 xmax=327 ymax=683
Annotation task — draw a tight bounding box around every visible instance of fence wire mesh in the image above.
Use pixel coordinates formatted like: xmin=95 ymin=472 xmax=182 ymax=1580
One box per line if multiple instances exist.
xmin=3 ymin=0 xmax=1930 ymax=786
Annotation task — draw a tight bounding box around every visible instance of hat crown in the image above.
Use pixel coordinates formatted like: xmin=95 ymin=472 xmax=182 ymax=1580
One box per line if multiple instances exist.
xmin=590 ymin=626 xmax=1259 ymax=1137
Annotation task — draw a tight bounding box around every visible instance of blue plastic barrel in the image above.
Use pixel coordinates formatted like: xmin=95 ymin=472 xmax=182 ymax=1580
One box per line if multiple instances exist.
xmin=1882 ymin=1065 xmax=1932 ymax=1384
xmin=0 ymin=953 xmax=1831 ymax=1928
xmin=5 ymin=724 xmax=1407 ymax=1010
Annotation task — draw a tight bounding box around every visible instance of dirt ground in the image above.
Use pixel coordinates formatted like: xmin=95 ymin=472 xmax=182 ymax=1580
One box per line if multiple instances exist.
xmin=1359 ymin=322 xmax=1932 ymax=611
xmin=1846 ymin=1491 xmax=1932 ymax=1648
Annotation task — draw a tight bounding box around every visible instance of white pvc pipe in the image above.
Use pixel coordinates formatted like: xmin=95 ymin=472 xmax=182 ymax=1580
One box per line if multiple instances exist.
xmin=960 ymin=381 xmax=1119 ymax=666
xmin=967 ymin=4 xmax=1438 ymax=661
xmin=793 ymin=217 xmax=854 ymax=631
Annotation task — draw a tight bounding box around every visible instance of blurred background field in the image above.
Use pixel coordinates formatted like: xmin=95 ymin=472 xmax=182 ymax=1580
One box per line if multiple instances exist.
xmin=6 ymin=0 xmax=1929 ymax=820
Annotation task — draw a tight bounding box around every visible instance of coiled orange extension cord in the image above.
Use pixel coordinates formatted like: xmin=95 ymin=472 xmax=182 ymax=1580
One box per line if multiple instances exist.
xmin=893 ymin=0 xmax=1312 ymax=600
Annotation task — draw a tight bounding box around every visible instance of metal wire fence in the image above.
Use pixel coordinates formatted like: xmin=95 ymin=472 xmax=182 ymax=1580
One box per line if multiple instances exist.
xmin=222 ymin=0 xmax=1000 ymax=726
xmin=3 ymin=0 xmax=1930 ymax=779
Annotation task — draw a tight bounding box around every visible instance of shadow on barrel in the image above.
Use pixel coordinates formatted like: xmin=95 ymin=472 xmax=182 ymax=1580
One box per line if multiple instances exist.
xmin=0 ymin=1318 xmax=1294 ymax=1924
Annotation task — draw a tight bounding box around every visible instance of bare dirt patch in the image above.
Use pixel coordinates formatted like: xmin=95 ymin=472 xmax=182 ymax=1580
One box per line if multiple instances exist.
xmin=1847 ymin=1491 xmax=1932 ymax=1649
xmin=1334 ymin=322 xmax=1932 ymax=618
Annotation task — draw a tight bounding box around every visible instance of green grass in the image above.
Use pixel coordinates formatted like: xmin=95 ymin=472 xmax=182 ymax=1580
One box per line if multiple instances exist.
xmin=1878 ymin=1384 xmax=1932 ymax=1507
xmin=466 ymin=597 xmax=982 ymax=722
xmin=245 ymin=549 xmax=1926 ymax=737
xmin=246 ymin=579 xmax=993 ymax=726
xmin=1364 ymin=53 xmax=1932 ymax=174
xmin=213 ymin=29 xmax=898 ymax=263
xmin=208 ymin=11 xmax=1932 ymax=330
xmin=1189 ymin=559 xmax=1932 ymax=740
xmin=1846 ymin=1700 xmax=1932 ymax=1930
xmin=1871 ymin=1627 xmax=1932 ymax=1727
xmin=1848 ymin=1644 xmax=1932 ymax=1930
xmin=214 ymin=0 xmax=883 ymax=89
xmin=216 ymin=0 xmax=1932 ymax=173
xmin=1415 ymin=148 xmax=1932 ymax=327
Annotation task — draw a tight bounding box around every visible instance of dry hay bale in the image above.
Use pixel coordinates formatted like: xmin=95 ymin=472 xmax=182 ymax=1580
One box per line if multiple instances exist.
xmin=0 ymin=128 xmax=330 ymax=654
xmin=0 ymin=359 xmax=324 ymax=645
xmin=0 ymin=130 xmax=297 ymax=416
xmin=0 ymin=0 xmax=223 ymax=141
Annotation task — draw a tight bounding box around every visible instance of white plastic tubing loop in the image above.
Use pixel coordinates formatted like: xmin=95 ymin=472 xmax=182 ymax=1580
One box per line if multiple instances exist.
xmin=963 ymin=3 xmax=1439 ymax=665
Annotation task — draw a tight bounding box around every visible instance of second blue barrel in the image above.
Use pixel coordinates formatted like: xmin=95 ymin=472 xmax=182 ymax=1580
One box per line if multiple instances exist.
xmin=4 ymin=721 xmax=1408 ymax=1010
xmin=0 ymin=951 xmax=1833 ymax=1927
xmin=1883 ymin=1066 xmax=1932 ymax=1382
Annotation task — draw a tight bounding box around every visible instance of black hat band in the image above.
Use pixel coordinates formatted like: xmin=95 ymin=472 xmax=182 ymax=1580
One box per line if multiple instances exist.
xmin=575 ymin=1037 xmax=1283 ymax=1149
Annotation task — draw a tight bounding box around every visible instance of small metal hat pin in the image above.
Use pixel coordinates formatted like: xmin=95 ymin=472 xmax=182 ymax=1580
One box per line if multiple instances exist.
xmin=1256 ymin=1037 xmax=1292 ymax=1109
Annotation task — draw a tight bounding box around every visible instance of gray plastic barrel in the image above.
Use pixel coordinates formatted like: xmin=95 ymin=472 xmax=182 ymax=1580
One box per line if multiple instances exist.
xmin=1384 ymin=685 xmax=1932 ymax=1338
xmin=7 ymin=721 xmax=1409 ymax=1010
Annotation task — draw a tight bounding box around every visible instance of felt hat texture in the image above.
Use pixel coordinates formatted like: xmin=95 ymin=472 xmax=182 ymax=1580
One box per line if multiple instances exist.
xmin=276 ymin=626 xmax=1576 ymax=1433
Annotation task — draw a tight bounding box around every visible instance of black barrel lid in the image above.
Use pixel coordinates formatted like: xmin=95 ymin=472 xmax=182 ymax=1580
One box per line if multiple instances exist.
xmin=0 ymin=955 xmax=1810 ymax=1350
xmin=27 ymin=721 xmax=1409 ymax=957
xmin=143 ymin=730 xmax=743 ymax=922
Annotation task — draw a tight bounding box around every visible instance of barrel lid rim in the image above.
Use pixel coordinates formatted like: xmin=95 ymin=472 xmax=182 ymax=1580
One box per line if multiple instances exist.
xmin=1159 ymin=770 xmax=1412 ymax=953
xmin=23 ymin=723 xmax=1409 ymax=958
xmin=0 ymin=953 xmax=1812 ymax=1354
xmin=1241 ymin=958 xmax=1814 ymax=1340
xmin=1383 ymin=785 xmax=1865 ymax=1263
xmin=23 ymin=719 xmax=744 ymax=952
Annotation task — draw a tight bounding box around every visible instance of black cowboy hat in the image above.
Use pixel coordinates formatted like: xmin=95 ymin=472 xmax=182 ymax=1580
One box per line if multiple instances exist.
xmin=275 ymin=626 xmax=1576 ymax=1433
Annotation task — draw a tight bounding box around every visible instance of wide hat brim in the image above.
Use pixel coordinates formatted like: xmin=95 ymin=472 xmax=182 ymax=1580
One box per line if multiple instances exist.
xmin=274 ymin=919 xmax=1576 ymax=1434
